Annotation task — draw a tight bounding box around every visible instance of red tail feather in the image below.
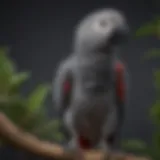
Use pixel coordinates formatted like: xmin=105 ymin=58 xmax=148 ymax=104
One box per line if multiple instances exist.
xmin=78 ymin=135 xmax=92 ymax=150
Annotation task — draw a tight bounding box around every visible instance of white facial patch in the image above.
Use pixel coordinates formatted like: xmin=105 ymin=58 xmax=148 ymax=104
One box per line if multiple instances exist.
xmin=92 ymin=20 xmax=112 ymax=34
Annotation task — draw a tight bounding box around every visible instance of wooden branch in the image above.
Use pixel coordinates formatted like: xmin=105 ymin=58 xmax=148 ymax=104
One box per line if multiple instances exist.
xmin=0 ymin=112 xmax=150 ymax=160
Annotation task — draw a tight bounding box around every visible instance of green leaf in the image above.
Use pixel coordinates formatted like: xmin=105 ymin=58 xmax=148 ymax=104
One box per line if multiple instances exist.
xmin=121 ymin=139 xmax=148 ymax=152
xmin=0 ymin=96 xmax=28 ymax=125
xmin=27 ymin=84 xmax=50 ymax=113
xmin=135 ymin=23 xmax=157 ymax=37
xmin=154 ymin=70 xmax=160 ymax=91
xmin=51 ymin=132 xmax=65 ymax=142
xmin=157 ymin=19 xmax=160 ymax=37
xmin=135 ymin=16 xmax=160 ymax=38
xmin=22 ymin=108 xmax=48 ymax=132
xmin=150 ymin=100 xmax=160 ymax=124
xmin=0 ymin=48 xmax=16 ymax=94
xmin=37 ymin=130 xmax=65 ymax=142
xmin=18 ymin=84 xmax=51 ymax=128
xmin=0 ymin=48 xmax=16 ymax=75
xmin=32 ymin=119 xmax=65 ymax=142
xmin=150 ymin=131 xmax=160 ymax=159
xmin=32 ymin=119 xmax=62 ymax=134
xmin=0 ymin=46 xmax=64 ymax=142
xmin=9 ymin=72 xmax=31 ymax=94
xmin=142 ymin=49 xmax=160 ymax=61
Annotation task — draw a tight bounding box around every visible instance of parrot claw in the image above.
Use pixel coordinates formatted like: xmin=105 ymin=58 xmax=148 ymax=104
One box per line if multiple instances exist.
xmin=65 ymin=140 xmax=85 ymax=160
xmin=98 ymin=141 xmax=114 ymax=160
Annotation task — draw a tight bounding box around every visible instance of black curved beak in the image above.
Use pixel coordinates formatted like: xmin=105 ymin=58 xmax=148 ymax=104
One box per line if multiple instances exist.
xmin=109 ymin=26 xmax=129 ymax=45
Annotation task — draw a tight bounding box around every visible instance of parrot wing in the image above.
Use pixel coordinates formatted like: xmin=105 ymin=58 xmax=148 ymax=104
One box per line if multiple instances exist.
xmin=115 ymin=60 xmax=128 ymax=131
xmin=52 ymin=59 xmax=73 ymax=112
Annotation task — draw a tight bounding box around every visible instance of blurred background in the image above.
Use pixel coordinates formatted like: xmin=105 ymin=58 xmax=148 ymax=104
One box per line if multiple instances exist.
xmin=0 ymin=0 xmax=159 ymax=159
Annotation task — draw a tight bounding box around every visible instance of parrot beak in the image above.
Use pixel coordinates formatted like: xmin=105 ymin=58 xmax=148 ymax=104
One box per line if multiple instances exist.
xmin=109 ymin=26 xmax=129 ymax=45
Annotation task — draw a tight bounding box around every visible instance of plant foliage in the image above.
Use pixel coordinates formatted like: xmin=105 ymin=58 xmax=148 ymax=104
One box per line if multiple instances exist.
xmin=0 ymin=47 xmax=65 ymax=144
xmin=135 ymin=16 xmax=160 ymax=37
xmin=121 ymin=15 xmax=160 ymax=159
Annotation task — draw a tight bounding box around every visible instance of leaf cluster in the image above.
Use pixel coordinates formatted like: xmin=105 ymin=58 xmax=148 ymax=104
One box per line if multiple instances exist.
xmin=135 ymin=16 xmax=160 ymax=38
xmin=0 ymin=47 xmax=65 ymax=144
xmin=121 ymin=16 xmax=160 ymax=159
xmin=121 ymin=69 xmax=160 ymax=159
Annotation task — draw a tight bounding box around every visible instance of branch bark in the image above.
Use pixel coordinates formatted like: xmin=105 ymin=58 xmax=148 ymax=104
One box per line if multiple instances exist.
xmin=0 ymin=112 xmax=150 ymax=160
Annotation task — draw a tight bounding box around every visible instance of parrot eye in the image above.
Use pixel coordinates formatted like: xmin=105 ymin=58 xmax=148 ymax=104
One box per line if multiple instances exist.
xmin=92 ymin=19 xmax=109 ymax=32
xmin=99 ymin=20 xmax=108 ymax=28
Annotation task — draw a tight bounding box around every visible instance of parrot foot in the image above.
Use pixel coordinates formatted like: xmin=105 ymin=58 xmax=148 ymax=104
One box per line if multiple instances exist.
xmin=98 ymin=140 xmax=114 ymax=160
xmin=65 ymin=139 xmax=85 ymax=160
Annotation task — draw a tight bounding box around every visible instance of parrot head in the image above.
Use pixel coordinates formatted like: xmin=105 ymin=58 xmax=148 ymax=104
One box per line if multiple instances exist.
xmin=73 ymin=8 xmax=129 ymax=54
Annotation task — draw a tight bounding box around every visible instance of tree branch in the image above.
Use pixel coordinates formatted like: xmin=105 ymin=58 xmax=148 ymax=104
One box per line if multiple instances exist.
xmin=0 ymin=112 xmax=150 ymax=160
